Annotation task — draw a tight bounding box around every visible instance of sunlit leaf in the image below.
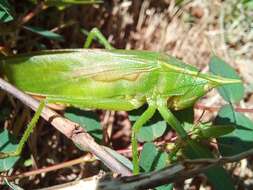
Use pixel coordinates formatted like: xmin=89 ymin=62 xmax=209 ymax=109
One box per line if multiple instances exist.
xmin=215 ymin=105 xmax=253 ymax=156
xmin=210 ymin=56 xmax=244 ymax=103
xmin=197 ymin=124 xmax=235 ymax=139
xmin=0 ymin=129 xmax=19 ymax=172
xmin=140 ymin=142 xmax=172 ymax=190
xmin=183 ymin=139 xmax=235 ymax=190
xmin=129 ymin=107 xmax=167 ymax=142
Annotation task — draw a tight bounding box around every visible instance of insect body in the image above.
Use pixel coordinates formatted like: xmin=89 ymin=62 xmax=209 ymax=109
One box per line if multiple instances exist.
xmin=0 ymin=49 xmax=241 ymax=174
xmin=1 ymin=49 xmax=235 ymax=110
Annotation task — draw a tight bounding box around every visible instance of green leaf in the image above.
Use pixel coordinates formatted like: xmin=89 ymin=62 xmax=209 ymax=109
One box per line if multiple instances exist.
xmin=243 ymin=0 xmax=253 ymax=9
xmin=215 ymin=105 xmax=253 ymax=156
xmin=0 ymin=0 xmax=13 ymax=23
xmin=243 ymin=0 xmax=252 ymax=3
xmin=209 ymin=56 xmax=244 ymax=103
xmin=23 ymin=26 xmax=64 ymax=41
xmin=140 ymin=142 xmax=168 ymax=171
xmin=138 ymin=120 xmax=166 ymax=142
xmin=139 ymin=142 xmax=172 ymax=190
xmin=4 ymin=178 xmax=24 ymax=190
xmin=183 ymin=139 xmax=235 ymax=190
xmin=129 ymin=106 xmax=167 ymax=142
xmin=103 ymin=146 xmax=133 ymax=170
xmin=139 ymin=143 xmax=162 ymax=171
xmin=197 ymin=124 xmax=235 ymax=139
xmin=174 ymin=107 xmax=194 ymax=124
xmin=64 ymin=108 xmax=102 ymax=143
xmin=156 ymin=184 xmax=173 ymax=190
xmin=0 ymin=129 xmax=20 ymax=172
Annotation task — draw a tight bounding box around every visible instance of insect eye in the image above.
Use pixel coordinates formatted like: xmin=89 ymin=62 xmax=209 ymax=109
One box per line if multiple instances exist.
xmin=204 ymin=84 xmax=213 ymax=92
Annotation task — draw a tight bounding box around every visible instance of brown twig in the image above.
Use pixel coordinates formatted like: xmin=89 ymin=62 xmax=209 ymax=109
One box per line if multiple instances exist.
xmin=195 ymin=103 xmax=253 ymax=113
xmin=20 ymin=2 xmax=47 ymax=25
xmin=0 ymin=78 xmax=132 ymax=176
xmin=1 ymin=155 xmax=95 ymax=181
xmin=96 ymin=148 xmax=253 ymax=190
xmin=0 ymin=2 xmax=47 ymax=36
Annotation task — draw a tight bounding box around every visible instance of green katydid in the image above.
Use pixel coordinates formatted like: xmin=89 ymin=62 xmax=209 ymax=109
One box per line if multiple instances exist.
xmin=0 ymin=28 xmax=241 ymax=174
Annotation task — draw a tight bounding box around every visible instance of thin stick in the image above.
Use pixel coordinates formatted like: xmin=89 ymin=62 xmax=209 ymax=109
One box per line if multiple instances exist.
xmin=96 ymin=148 xmax=253 ymax=190
xmin=20 ymin=2 xmax=47 ymax=25
xmin=1 ymin=155 xmax=95 ymax=180
xmin=0 ymin=78 xmax=132 ymax=176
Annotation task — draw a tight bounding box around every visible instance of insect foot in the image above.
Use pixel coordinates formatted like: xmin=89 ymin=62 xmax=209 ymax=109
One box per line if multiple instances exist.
xmin=0 ymin=151 xmax=19 ymax=159
xmin=0 ymin=152 xmax=8 ymax=159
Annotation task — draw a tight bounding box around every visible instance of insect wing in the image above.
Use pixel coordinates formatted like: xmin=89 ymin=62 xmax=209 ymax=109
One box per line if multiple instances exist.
xmin=1 ymin=49 xmax=160 ymax=98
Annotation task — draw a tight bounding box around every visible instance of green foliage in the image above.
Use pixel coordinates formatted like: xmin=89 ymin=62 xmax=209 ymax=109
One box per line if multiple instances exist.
xmin=129 ymin=107 xmax=167 ymax=142
xmin=210 ymin=56 xmax=244 ymax=103
xmin=140 ymin=142 xmax=168 ymax=172
xmin=169 ymin=101 xmax=235 ymax=190
xmin=4 ymin=178 xmax=24 ymax=190
xmin=209 ymin=56 xmax=253 ymax=157
xmin=0 ymin=0 xmax=13 ymax=23
xmin=216 ymin=105 xmax=253 ymax=156
xmin=0 ymin=129 xmax=19 ymax=172
xmin=140 ymin=143 xmax=172 ymax=190
xmin=183 ymin=139 xmax=235 ymax=190
xmin=103 ymin=146 xmax=133 ymax=170
xmin=175 ymin=0 xmax=185 ymax=6
xmin=64 ymin=108 xmax=103 ymax=143
xmin=137 ymin=120 xmax=166 ymax=142
xmin=243 ymin=0 xmax=253 ymax=8
xmin=194 ymin=124 xmax=235 ymax=139
xmin=23 ymin=26 xmax=65 ymax=41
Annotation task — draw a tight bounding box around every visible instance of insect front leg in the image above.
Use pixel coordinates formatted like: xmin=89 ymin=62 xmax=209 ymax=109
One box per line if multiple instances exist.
xmin=0 ymin=100 xmax=46 ymax=159
xmin=131 ymin=105 xmax=156 ymax=175
xmin=157 ymin=99 xmax=188 ymax=139
xmin=83 ymin=27 xmax=114 ymax=49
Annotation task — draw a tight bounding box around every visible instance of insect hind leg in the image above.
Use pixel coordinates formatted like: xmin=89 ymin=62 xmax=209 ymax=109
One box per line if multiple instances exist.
xmin=131 ymin=104 xmax=156 ymax=174
xmin=83 ymin=27 xmax=114 ymax=50
xmin=0 ymin=100 xmax=46 ymax=159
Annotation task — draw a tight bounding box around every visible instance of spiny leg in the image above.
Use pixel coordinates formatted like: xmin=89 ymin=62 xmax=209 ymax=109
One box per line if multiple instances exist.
xmin=0 ymin=100 xmax=46 ymax=158
xmin=83 ymin=27 xmax=114 ymax=50
xmin=156 ymin=99 xmax=207 ymax=158
xmin=131 ymin=105 xmax=156 ymax=174
xmin=157 ymin=98 xmax=188 ymax=139
xmin=157 ymin=99 xmax=218 ymax=161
